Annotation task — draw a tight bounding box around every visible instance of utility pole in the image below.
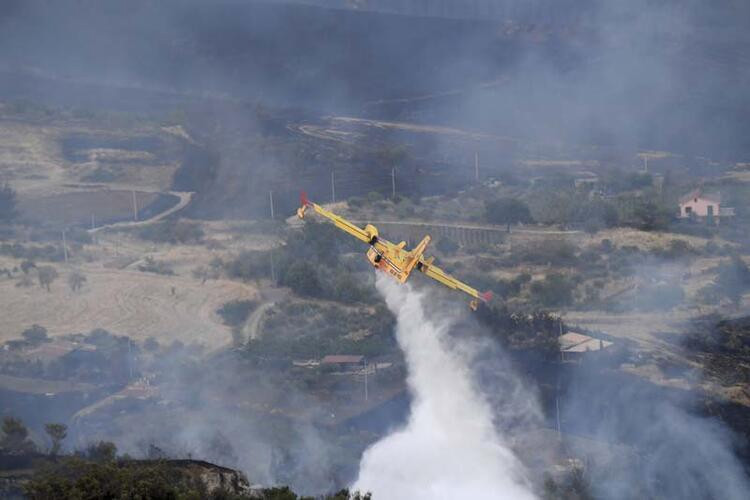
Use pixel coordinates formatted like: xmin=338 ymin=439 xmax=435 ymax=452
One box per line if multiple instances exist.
xmin=474 ymin=151 xmax=479 ymax=183
xmin=128 ymin=339 xmax=133 ymax=381
xmin=364 ymin=362 xmax=369 ymax=402
xmin=269 ymin=190 xmax=275 ymax=220
xmin=131 ymin=190 xmax=139 ymax=221
xmin=556 ymin=319 xmax=562 ymax=439
xmin=331 ymin=170 xmax=336 ymax=203
xmin=391 ymin=167 xmax=396 ymax=199
xmin=556 ymin=380 xmax=561 ymax=438
xmin=269 ymin=249 xmax=276 ymax=283
xmin=61 ymin=229 xmax=68 ymax=264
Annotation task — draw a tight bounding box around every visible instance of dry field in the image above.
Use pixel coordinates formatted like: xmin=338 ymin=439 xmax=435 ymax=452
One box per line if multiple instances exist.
xmin=0 ymin=219 xmax=283 ymax=349
xmin=0 ymin=263 xmax=258 ymax=349
xmin=0 ymin=116 xmax=183 ymax=226
xmin=17 ymin=190 xmax=161 ymax=226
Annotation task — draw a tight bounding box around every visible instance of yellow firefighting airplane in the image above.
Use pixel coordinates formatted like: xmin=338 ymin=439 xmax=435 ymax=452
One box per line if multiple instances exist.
xmin=297 ymin=193 xmax=493 ymax=310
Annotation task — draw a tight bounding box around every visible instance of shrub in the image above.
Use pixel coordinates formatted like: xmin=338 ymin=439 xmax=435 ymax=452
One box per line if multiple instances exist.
xmin=137 ymin=257 xmax=174 ymax=275
xmin=654 ymin=239 xmax=695 ymax=260
xmin=0 ymin=183 xmax=18 ymax=221
xmin=514 ymin=240 xmax=578 ymax=267
xmin=329 ymin=273 xmax=373 ymax=304
xmin=347 ymin=196 xmax=365 ymax=208
xmin=367 ymin=191 xmax=384 ymax=203
xmin=217 ymin=300 xmax=258 ymax=327
xmin=530 ymin=274 xmax=575 ymax=308
xmin=485 ymin=198 xmax=534 ymax=230
xmin=713 ymin=255 xmax=750 ymax=307
xmin=37 ymin=266 xmax=59 ymax=291
xmin=137 ymin=220 xmax=204 ymax=244
xmin=22 ymin=324 xmax=49 ymax=345
xmin=224 ymin=251 xmax=270 ymax=282
xmin=281 ymin=261 xmax=322 ymax=297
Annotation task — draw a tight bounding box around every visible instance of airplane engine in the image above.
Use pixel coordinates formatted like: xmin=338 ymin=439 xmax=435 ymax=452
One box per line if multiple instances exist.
xmin=364 ymin=224 xmax=379 ymax=244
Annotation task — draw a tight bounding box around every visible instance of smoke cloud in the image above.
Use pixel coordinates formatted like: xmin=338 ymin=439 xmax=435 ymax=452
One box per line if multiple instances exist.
xmin=353 ymin=276 xmax=536 ymax=499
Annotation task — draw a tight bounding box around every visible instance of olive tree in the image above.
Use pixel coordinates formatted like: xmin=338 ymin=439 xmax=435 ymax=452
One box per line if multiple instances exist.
xmin=37 ymin=266 xmax=59 ymax=292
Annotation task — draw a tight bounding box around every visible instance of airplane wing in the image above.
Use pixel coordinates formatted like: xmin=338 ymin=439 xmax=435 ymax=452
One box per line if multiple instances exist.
xmin=418 ymin=256 xmax=493 ymax=307
xmin=298 ymin=192 xmax=378 ymax=245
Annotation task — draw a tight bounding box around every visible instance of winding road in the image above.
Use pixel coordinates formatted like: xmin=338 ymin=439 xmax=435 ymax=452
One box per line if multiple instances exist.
xmin=89 ymin=190 xmax=194 ymax=234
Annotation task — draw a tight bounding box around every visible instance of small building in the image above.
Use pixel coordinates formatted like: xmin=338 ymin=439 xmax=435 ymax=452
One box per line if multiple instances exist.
xmin=559 ymin=332 xmax=612 ymax=361
xmin=678 ymin=189 xmax=734 ymax=222
xmin=321 ymin=355 xmax=365 ymax=372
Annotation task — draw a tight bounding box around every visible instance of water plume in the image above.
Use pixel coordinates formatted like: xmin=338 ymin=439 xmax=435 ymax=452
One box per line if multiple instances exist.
xmin=353 ymin=276 xmax=536 ymax=499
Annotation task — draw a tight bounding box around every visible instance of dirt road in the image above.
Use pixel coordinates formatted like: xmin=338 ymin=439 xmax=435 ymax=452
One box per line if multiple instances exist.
xmin=89 ymin=190 xmax=193 ymax=234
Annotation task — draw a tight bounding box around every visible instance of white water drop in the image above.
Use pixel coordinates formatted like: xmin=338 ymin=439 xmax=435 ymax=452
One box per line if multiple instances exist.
xmin=353 ymin=276 xmax=536 ymax=500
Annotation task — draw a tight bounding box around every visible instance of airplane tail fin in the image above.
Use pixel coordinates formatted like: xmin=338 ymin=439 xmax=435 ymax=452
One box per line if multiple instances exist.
xmin=470 ymin=290 xmax=493 ymax=311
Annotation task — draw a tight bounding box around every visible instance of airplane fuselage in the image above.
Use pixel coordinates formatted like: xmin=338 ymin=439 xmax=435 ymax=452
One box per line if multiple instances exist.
xmin=366 ymin=245 xmax=410 ymax=283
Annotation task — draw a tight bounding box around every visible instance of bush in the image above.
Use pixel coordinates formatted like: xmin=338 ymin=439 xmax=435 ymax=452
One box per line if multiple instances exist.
xmin=137 ymin=220 xmax=204 ymax=244
xmin=22 ymin=325 xmax=49 ymax=345
xmin=485 ymin=198 xmax=533 ymax=230
xmin=329 ymin=273 xmax=373 ymax=304
xmin=530 ymin=274 xmax=575 ymax=308
xmin=513 ymin=240 xmax=578 ymax=267
xmin=367 ymin=191 xmax=384 ymax=203
xmin=627 ymin=199 xmax=673 ymax=231
xmin=281 ymin=261 xmax=322 ymax=297
xmin=37 ymin=266 xmax=59 ymax=291
xmin=654 ymin=239 xmax=695 ymax=260
xmin=137 ymin=257 xmax=174 ymax=275
xmin=0 ymin=183 xmax=18 ymax=221
xmin=713 ymin=255 xmax=750 ymax=307
xmin=224 ymin=251 xmax=270 ymax=282
xmin=348 ymin=196 xmax=365 ymax=209
xmin=0 ymin=243 xmax=65 ymax=262
xmin=217 ymin=300 xmax=258 ymax=327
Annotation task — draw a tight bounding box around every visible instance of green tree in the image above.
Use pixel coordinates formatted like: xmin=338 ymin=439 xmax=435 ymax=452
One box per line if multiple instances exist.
xmin=1 ymin=416 xmax=35 ymax=452
xmin=714 ymin=255 xmax=750 ymax=307
xmin=630 ymin=199 xmax=672 ymax=231
xmin=281 ymin=261 xmax=322 ymax=297
xmin=485 ymin=198 xmax=534 ymax=232
xmin=67 ymin=271 xmax=87 ymax=292
xmin=216 ymin=300 xmax=257 ymax=327
xmin=44 ymin=423 xmax=67 ymax=456
xmin=37 ymin=266 xmax=59 ymax=292
xmin=85 ymin=441 xmax=117 ymax=462
xmin=0 ymin=183 xmax=18 ymax=221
